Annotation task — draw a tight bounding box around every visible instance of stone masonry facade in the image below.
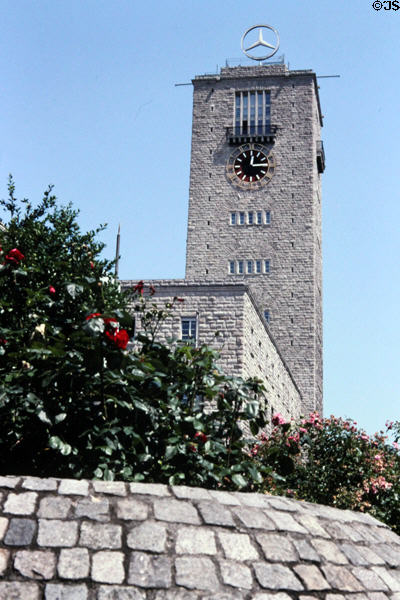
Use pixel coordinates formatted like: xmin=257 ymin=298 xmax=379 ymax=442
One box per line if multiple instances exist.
xmin=1 ymin=475 xmax=400 ymax=599
xmin=124 ymin=280 xmax=301 ymax=423
xmin=185 ymin=63 xmax=323 ymax=416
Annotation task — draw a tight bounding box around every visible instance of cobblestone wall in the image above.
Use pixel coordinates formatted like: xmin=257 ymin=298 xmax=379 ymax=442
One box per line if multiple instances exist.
xmin=0 ymin=475 xmax=399 ymax=599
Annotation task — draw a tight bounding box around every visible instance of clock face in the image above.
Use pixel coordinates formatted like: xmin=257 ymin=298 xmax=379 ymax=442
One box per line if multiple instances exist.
xmin=226 ymin=143 xmax=275 ymax=190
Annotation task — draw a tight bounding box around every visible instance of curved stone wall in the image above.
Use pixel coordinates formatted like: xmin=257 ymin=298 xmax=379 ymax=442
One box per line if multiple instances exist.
xmin=0 ymin=475 xmax=399 ymax=599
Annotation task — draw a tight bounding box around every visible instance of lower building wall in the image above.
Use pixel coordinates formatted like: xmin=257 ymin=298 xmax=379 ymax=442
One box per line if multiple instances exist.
xmin=123 ymin=280 xmax=301 ymax=422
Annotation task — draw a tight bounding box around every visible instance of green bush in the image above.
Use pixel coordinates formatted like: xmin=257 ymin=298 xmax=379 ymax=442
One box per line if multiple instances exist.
xmin=0 ymin=179 xmax=270 ymax=488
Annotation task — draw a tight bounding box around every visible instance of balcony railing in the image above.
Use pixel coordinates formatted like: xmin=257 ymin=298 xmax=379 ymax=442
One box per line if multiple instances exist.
xmin=316 ymin=140 xmax=325 ymax=173
xmin=226 ymin=125 xmax=277 ymax=145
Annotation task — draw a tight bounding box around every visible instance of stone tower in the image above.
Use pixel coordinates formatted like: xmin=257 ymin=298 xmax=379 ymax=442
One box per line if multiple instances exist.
xmin=185 ymin=63 xmax=324 ymax=414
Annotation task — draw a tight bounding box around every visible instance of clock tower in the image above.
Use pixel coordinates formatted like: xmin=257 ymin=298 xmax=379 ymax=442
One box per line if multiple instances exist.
xmin=185 ymin=54 xmax=324 ymax=414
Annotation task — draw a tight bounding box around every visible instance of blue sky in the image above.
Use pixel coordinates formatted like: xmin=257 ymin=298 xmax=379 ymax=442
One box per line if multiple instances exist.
xmin=0 ymin=0 xmax=399 ymax=434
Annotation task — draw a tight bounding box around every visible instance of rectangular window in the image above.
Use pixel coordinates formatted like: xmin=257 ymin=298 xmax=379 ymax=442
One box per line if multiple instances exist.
xmin=264 ymin=310 xmax=270 ymax=323
xmin=248 ymin=212 xmax=253 ymax=225
xmin=256 ymin=260 xmax=262 ymax=273
xmin=256 ymin=211 xmax=262 ymax=225
xmin=264 ymin=260 xmax=270 ymax=273
xmin=230 ymin=212 xmax=236 ymax=225
xmin=239 ymin=212 xmax=245 ymax=225
xmin=247 ymin=260 xmax=253 ymax=274
xmin=229 ymin=261 xmax=235 ymax=274
xmin=265 ymin=211 xmax=271 ymax=224
xmin=238 ymin=260 xmax=244 ymax=274
xmin=235 ymin=90 xmax=271 ymax=135
xmin=181 ymin=318 xmax=197 ymax=343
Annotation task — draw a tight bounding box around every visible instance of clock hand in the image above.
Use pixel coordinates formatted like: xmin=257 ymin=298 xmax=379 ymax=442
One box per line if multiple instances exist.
xmin=252 ymin=162 xmax=268 ymax=167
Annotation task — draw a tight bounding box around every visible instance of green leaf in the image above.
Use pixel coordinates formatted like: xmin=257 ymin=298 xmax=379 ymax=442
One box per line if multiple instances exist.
xmin=38 ymin=410 xmax=52 ymax=425
xmin=232 ymin=473 xmax=247 ymax=488
xmin=66 ymin=283 xmax=84 ymax=299
xmin=55 ymin=413 xmax=67 ymax=424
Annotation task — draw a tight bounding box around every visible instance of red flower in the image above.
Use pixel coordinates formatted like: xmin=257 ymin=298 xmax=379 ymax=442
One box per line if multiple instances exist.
xmin=0 ymin=338 xmax=7 ymax=345
xmin=149 ymin=285 xmax=156 ymax=296
xmin=174 ymin=296 xmax=184 ymax=303
xmin=5 ymin=248 xmax=24 ymax=266
xmin=114 ymin=329 xmax=129 ymax=349
xmin=49 ymin=286 xmax=56 ymax=295
xmin=133 ymin=280 xmax=144 ymax=295
xmin=86 ymin=312 xmax=102 ymax=321
xmin=194 ymin=432 xmax=207 ymax=443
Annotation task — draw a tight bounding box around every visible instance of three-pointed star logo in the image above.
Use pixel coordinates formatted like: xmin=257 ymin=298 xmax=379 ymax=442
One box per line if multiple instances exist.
xmin=241 ymin=25 xmax=280 ymax=61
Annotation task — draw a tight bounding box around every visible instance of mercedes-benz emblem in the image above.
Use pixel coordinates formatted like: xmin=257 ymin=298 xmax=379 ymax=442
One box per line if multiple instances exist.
xmin=241 ymin=24 xmax=280 ymax=61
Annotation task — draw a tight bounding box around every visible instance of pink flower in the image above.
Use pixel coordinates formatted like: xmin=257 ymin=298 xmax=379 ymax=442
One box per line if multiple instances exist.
xmin=393 ymin=442 xmax=399 ymax=451
xmin=272 ymin=413 xmax=286 ymax=427
xmin=49 ymin=286 xmax=56 ymax=295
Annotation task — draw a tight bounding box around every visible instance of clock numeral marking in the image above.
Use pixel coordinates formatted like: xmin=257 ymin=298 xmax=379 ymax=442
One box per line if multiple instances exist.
xmin=237 ymin=170 xmax=242 ymax=176
xmin=241 ymin=174 xmax=246 ymax=181
xmin=242 ymin=152 xmax=246 ymax=158
xmin=256 ymin=174 xmax=260 ymax=180
xmin=236 ymin=158 xmax=242 ymax=163
xmin=250 ymin=177 xmax=253 ymax=182
xmin=261 ymin=170 xmax=266 ymax=175
xmin=256 ymin=152 xmax=260 ymax=158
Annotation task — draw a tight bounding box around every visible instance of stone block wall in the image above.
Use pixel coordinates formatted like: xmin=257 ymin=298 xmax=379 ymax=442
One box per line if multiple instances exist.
xmin=1 ymin=475 xmax=400 ymax=599
xmin=123 ymin=280 xmax=301 ymax=422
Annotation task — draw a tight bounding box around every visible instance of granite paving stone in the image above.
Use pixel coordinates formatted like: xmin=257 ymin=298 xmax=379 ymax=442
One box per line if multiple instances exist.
xmin=311 ymin=539 xmax=349 ymax=564
xmin=44 ymin=583 xmax=88 ymax=599
xmin=129 ymin=482 xmax=170 ymax=496
xmin=322 ymin=565 xmax=365 ymax=592
xmin=233 ymin=506 xmax=275 ymax=529
xmin=38 ymin=496 xmax=72 ymax=519
xmin=371 ymin=567 xmax=400 ymax=592
xmin=0 ymin=549 xmax=9 ymax=576
xmin=4 ymin=518 xmax=36 ymax=545
xmin=352 ymin=544 xmax=386 ymax=566
xmin=92 ymin=550 xmax=125 ymax=583
xmin=22 ymin=477 xmax=58 ymax=491
xmin=127 ymin=521 xmax=167 ymax=552
xmin=367 ymin=594 xmax=391 ymax=600
xmin=58 ymin=479 xmax=89 ymax=496
xmin=256 ymin=532 xmax=297 ymax=561
xmin=297 ymin=514 xmax=330 ymax=538
xmin=267 ymin=510 xmax=308 ymax=533
xmin=351 ymin=567 xmax=389 ymax=591
xmin=79 ymin=521 xmax=122 ymax=549
xmin=154 ymin=592 xmax=199 ymax=600
xmin=219 ymin=559 xmax=252 ymax=589
xmin=0 ymin=517 xmax=8 ymax=540
xmin=294 ymin=565 xmax=330 ymax=590
xmin=57 ymin=548 xmax=90 ymax=579
xmin=0 ymin=582 xmax=39 ymax=600
xmin=153 ymin=497 xmax=200 ymax=524
xmin=373 ymin=543 xmax=400 ymax=567
xmin=4 ymin=491 xmax=37 ymax=515
xmin=218 ymin=531 xmax=259 ymax=560
xmin=252 ymin=594 xmax=292 ymax=600
xmin=254 ymin=563 xmax=304 ymax=591
xmin=0 ymin=476 xmax=20 ymax=488
xmin=128 ymin=552 xmax=172 ymax=588
xmin=208 ymin=490 xmax=241 ymax=505
xmin=172 ymin=485 xmax=212 ymax=500
xmin=97 ymin=586 xmax=146 ymax=599
xmin=74 ymin=496 xmax=110 ymax=521
xmin=175 ymin=555 xmax=219 ymax=591
xmin=14 ymin=549 xmax=56 ymax=579
xmin=176 ymin=525 xmax=217 ymax=555
xmin=92 ymin=481 xmax=127 ymax=496
xmin=292 ymin=538 xmax=320 ymax=562
xmin=196 ymin=500 xmax=235 ymax=527
xmin=116 ymin=497 xmax=148 ymax=520
xmin=38 ymin=518 xmax=78 ymax=547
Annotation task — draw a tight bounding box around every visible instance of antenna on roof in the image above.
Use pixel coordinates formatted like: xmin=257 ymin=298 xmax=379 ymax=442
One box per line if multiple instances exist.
xmin=115 ymin=224 xmax=120 ymax=278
